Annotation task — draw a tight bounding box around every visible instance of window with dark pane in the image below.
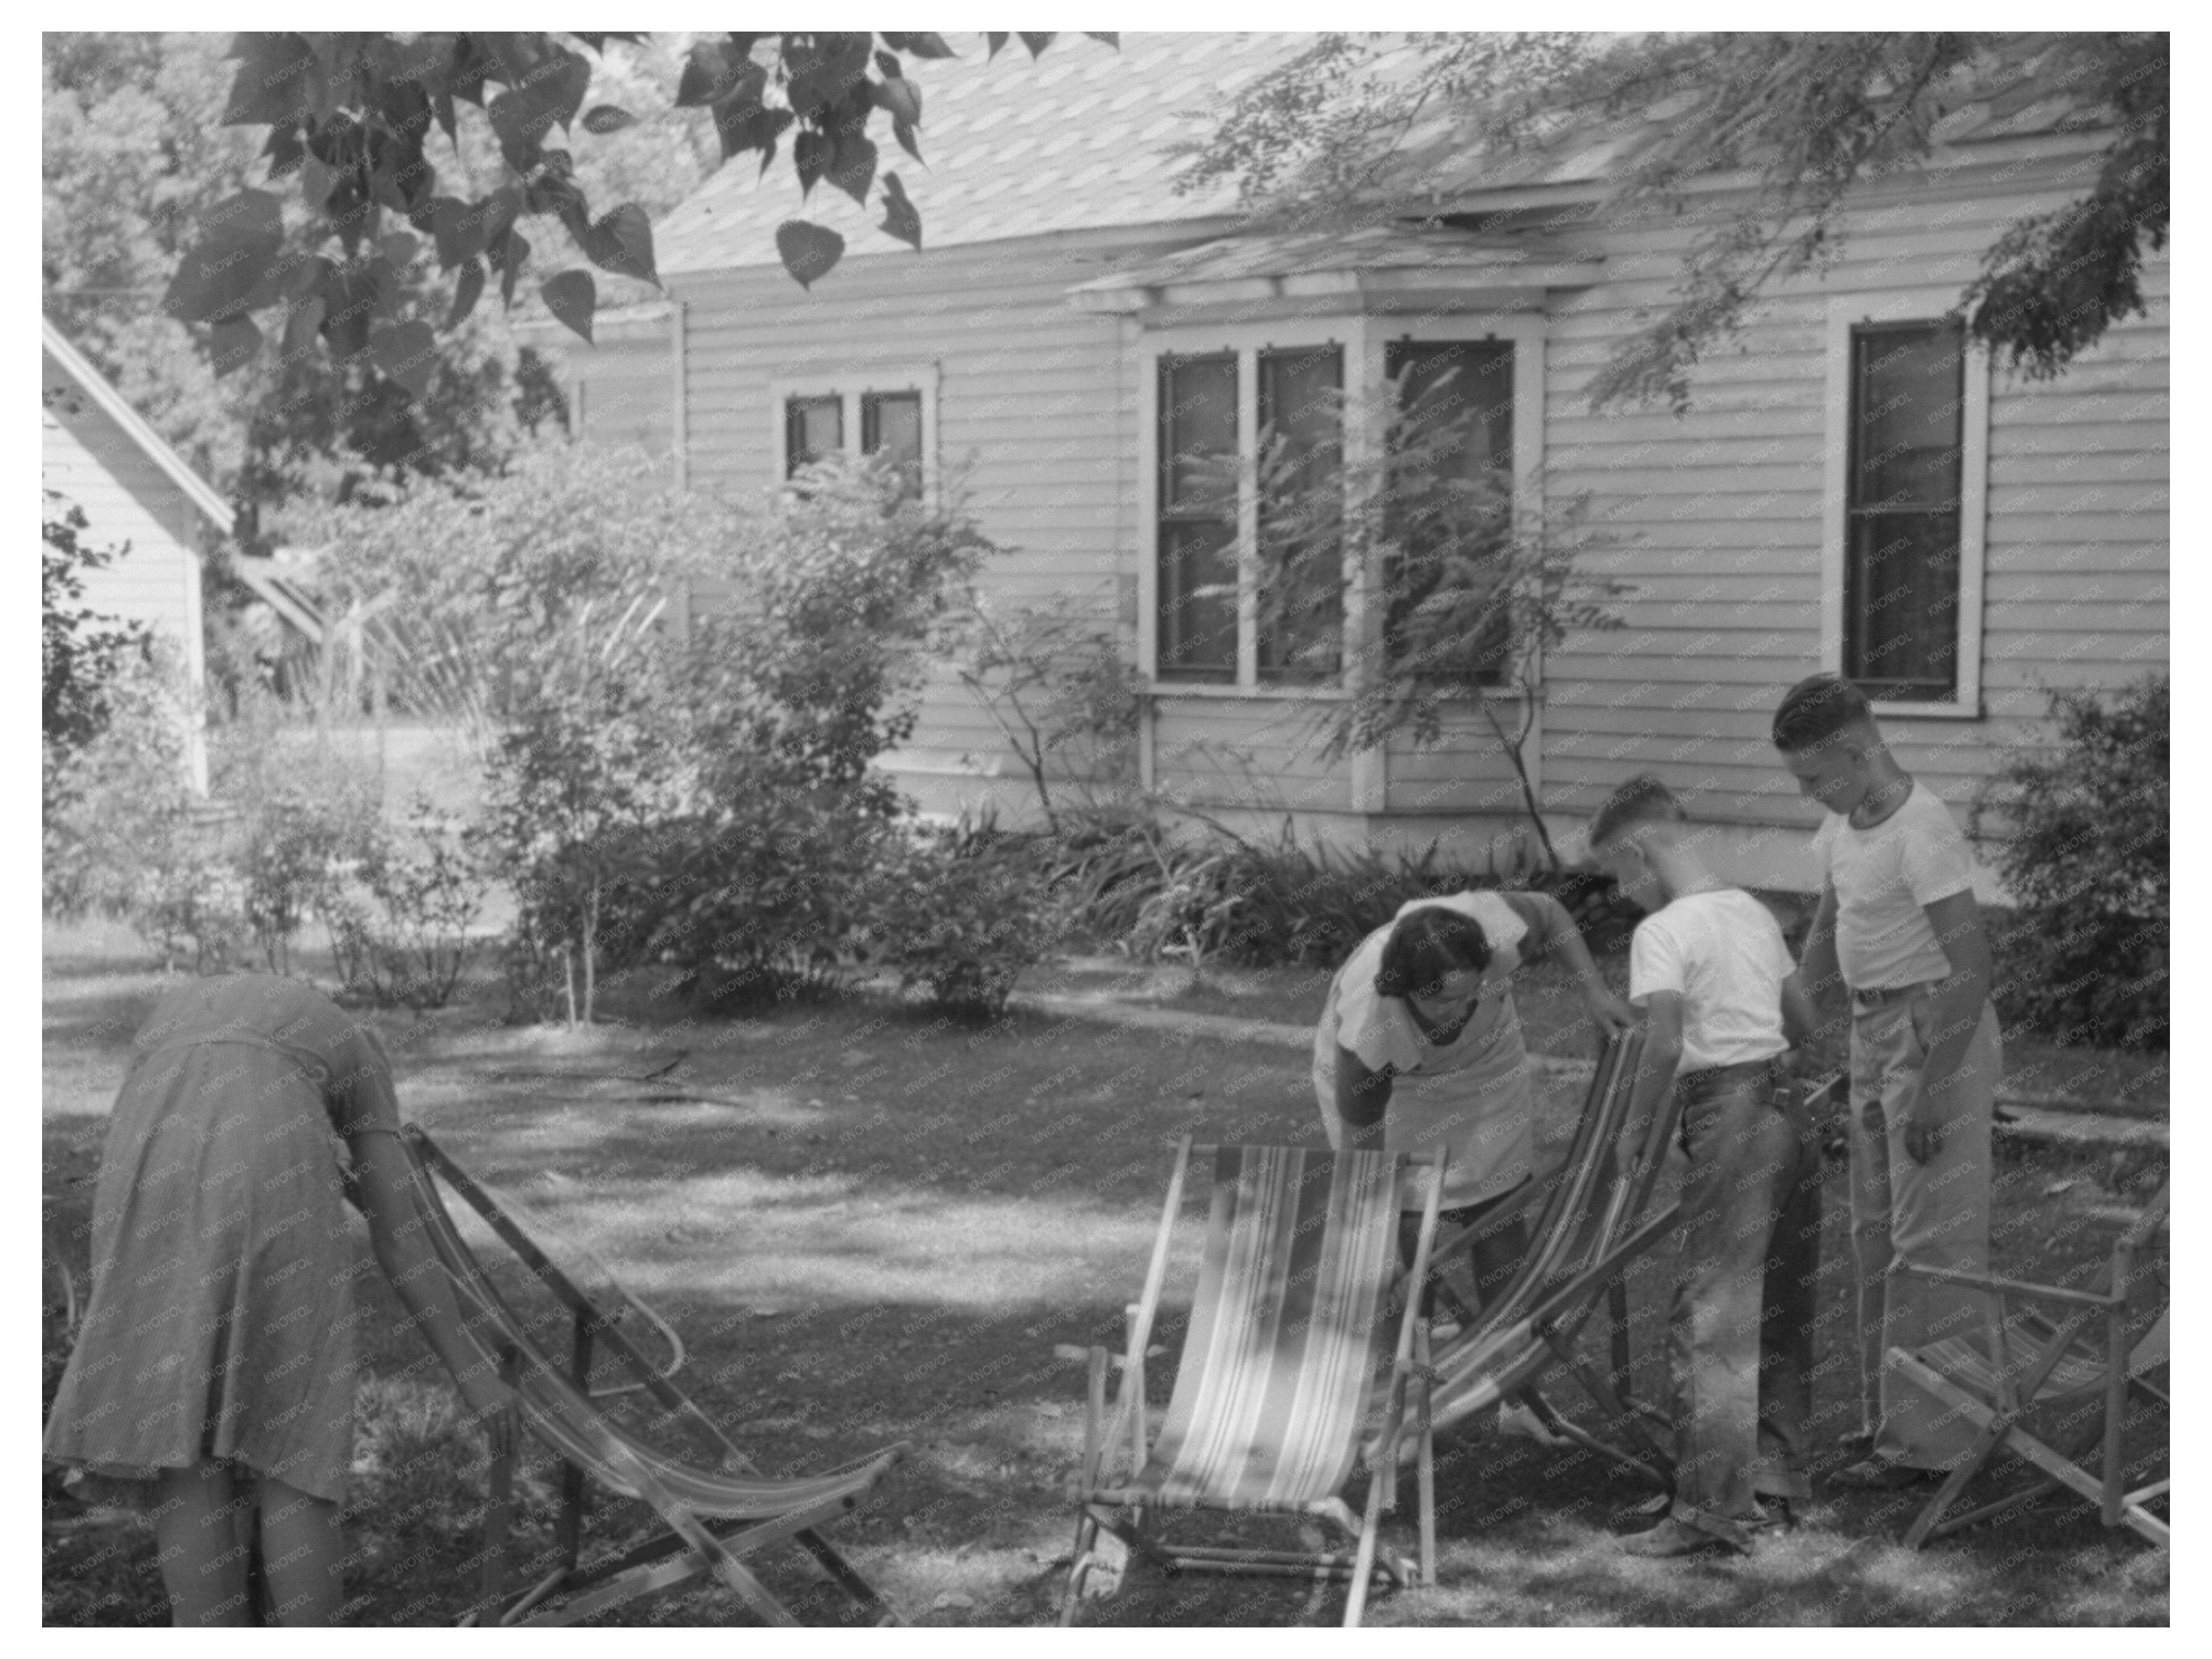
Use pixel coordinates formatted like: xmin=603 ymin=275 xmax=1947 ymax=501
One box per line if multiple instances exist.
xmin=1846 ymin=322 xmax=1964 ymax=698
xmin=785 ymin=395 xmax=843 ymax=477
xmin=1255 ymin=345 xmax=1344 ymax=682
xmin=862 ymin=391 xmax=923 ymax=499
xmin=1384 ymin=340 xmax=1515 ymax=686
xmin=1156 ymin=353 xmax=1238 ymax=681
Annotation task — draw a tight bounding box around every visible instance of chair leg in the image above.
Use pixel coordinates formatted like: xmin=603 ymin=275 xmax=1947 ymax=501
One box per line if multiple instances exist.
xmin=1414 ymin=1325 xmax=1436 ymax=1589
xmin=477 ymin=1346 xmax=522 ymax=1622
xmin=1343 ymin=1471 xmax=1390 ymax=1628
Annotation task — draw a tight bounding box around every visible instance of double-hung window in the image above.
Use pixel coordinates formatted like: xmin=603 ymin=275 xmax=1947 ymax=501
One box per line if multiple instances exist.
xmin=1144 ymin=318 xmax=1541 ymax=695
xmin=1822 ymin=300 xmax=1988 ymax=715
xmin=773 ymin=367 xmax=938 ymax=502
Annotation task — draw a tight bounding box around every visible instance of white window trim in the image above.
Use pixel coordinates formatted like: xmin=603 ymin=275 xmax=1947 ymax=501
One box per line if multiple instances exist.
xmin=768 ymin=362 xmax=942 ymax=505
xmin=1136 ymin=313 xmax=1547 ymax=701
xmin=1820 ymin=293 xmax=1989 ymax=719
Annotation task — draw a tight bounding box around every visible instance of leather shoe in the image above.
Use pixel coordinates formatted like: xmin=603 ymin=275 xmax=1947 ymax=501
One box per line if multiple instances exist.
xmin=1617 ymin=1518 xmax=1744 ymax=1558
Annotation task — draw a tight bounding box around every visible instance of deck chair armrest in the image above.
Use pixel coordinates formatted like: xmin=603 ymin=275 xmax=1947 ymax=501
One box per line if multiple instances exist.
xmin=1052 ymin=1343 xmax=1166 ymax=1369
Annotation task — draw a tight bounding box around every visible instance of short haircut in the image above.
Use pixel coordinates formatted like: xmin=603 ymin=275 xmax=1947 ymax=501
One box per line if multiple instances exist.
xmin=1374 ymin=905 xmax=1490 ymax=1000
xmin=1587 ymin=772 xmax=1687 ymax=851
xmin=1772 ymin=673 xmax=1875 ymax=752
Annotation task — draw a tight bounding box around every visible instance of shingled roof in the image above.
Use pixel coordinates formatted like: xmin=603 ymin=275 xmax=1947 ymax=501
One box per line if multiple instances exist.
xmin=654 ymin=32 xmax=1308 ymax=276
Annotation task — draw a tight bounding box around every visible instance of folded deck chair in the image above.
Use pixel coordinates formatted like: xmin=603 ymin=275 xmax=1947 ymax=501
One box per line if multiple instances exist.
xmin=1411 ymin=1029 xmax=1688 ymax=1488
xmin=1058 ymin=1141 xmax=1445 ymax=1627
xmin=1892 ymin=1180 xmax=2169 ymax=1550
xmin=391 ymin=1125 xmax=910 ymax=1627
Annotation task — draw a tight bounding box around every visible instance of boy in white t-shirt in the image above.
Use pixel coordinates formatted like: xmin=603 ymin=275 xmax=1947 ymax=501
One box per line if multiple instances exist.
xmin=1773 ymin=674 xmax=2002 ymax=1490
xmin=1587 ymin=775 xmax=1824 ymax=1557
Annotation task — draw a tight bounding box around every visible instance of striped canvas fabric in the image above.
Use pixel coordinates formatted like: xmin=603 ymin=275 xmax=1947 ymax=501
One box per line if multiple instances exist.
xmin=1133 ymin=1145 xmax=1402 ymax=1510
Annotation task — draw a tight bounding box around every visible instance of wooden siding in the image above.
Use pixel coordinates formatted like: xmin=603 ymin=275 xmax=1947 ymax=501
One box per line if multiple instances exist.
xmin=671 ymin=226 xmax=1205 ymax=772
xmin=663 ymin=144 xmax=2164 ymax=853
xmin=1539 ymin=148 xmax=2166 ymax=838
xmin=570 ymin=331 xmax=674 ymax=456
xmin=41 ymin=352 xmax=205 ymax=682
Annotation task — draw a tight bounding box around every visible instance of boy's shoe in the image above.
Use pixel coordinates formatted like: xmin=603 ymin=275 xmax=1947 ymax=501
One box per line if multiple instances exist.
xmin=1828 ymin=1456 xmax=1940 ymax=1491
xmin=1617 ymin=1518 xmax=1744 ymax=1559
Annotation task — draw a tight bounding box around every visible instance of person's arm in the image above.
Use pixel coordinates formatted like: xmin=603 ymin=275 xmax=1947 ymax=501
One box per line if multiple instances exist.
xmin=1779 ymin=969 xmax=1819 ymax=1052
xmin=1333 ymin=1042 xmax=1394 ymax=1153
xmin=1501 ymin=891 xmax=1634 ymax=1037
xmin=1616 ymin=990 xmax=1685 ymax=1180
xmin=348 ymin=1132 xmax=508 ymax=1404
xmin=1796 ymin=881 xmax=1844 ymax=1004
xmin=1901 ymin=888 xmax=1995 ymax=1166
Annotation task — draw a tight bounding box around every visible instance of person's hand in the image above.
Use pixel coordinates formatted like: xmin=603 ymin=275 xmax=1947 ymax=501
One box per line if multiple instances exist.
xmin=1585 ymin=985 xmax=1636 ymax=1038
xmin=1901 ymin=1074 xmax=1957 ymax=1166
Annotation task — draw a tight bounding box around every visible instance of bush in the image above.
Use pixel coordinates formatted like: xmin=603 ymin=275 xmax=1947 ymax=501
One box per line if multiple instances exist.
xmin=1052 ymin=806 xmax=1633 ymax=972
xmin=327 ymin=798 xmax=490 ymax=1010
xmin=871 ymin=813 xmax=1074 ymax=1015
xmin=1974 ymin=675 xmax=2169 ymax=1049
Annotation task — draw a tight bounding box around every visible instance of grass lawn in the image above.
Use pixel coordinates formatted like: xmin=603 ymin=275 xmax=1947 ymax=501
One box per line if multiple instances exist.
xmin=43 ymin=921 xmax=2168 ymax=1626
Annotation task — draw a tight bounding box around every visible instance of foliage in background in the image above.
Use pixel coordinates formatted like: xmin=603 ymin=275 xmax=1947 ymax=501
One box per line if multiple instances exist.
xmin=1974 ymin=674 xmax=2169 ymax=1050
xmin=869 ymin=812 xmax=1076 ymax=1016
xmin=952 ymin=589 xmax=1143 ymax=834
xmin=41 ymin=489 xmax=151 ymax=764
xmin=326 ymin=798 xmax=491 ymax=1010
xmin=140 ymin=29 xmax=1116 ymax=392
xmin=1181 ymin=32 xmax=2168 ymax=412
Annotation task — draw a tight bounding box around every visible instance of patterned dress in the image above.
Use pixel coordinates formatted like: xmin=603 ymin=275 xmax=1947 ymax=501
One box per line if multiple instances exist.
xmin=43 ymin=975 xmax=396 ymax=1503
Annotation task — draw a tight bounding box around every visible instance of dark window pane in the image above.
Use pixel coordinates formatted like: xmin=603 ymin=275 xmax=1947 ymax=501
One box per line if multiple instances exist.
xmin=1381 ymin=340 xmax=1516 ymax=686
xmin=1847 ymin=512 xmax=1961 ymax=696
xmin=1158 ymin=354 xmax=1240 ymax=681
xmin=1256 ymin=346 xmax=1343 ymax=681
xmin=785 ymin=395 xmax=842 ymax=476
xmin=1160 ymin=354 xmax=1237 ymax=513
xmin=862 ymin=391 xmax=923 ymax=499
xmin=1158 ymin=521 xmax=1238 ymax=679
xmin=1847 ymin=323 xmax=1964 ymax=698
xmin=1852 ymin=327 xmax=1964 ymax=508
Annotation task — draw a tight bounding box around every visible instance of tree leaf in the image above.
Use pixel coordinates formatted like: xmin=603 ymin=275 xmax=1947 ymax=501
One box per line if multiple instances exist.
xmin=162 ymin=189 xmax=285 ymax=323
xmin=986 ymin=34 xmax=1009 ymax=60
xmin=485 ymin=46 xmax=592 ymax=170
xmin=448 ymin=259 xmax=486 ymax=329
xmin=874 ymin=48 xmax=902 ymax=80
xmin=794 ymin=129 xmax=830 ymax=198
xmin=892 ymin=116 xmax=923 ymax=163
xmin=1084 ymin=33 xmax=1120 ymax=48
xmin=828 ymin=133 xmax=878 ymax=206
xmin=495 ymin=230 xmax=531 ymax=310
xmin=1018 ymin=33 xmax=1057 ymax=58
xmin=582 ymin=104 xmax=637 ymax=135
xmin=878 ymin=172 xmax=921 ymax=251
xmin=430 ymin=196 xmax=488 ymax=269
xmin=775 ymin=220 xmax=844 ymax=289
xmin=223 ymin=33 xmax=322 ymax=126
xmin=678 ymin=40 xmax=750 ymax=107
xmin=281 ymin=296 xmax=326 ymax=365
xmin=580 ymin=204 xmax=658 ymax=287
xmin=785 ymin=34 xmax=872 ymax=121
xmin=372 ymin=319 xmax=439 ymax=398
xmin=874 ymin=74 xmax=923 ymax=126
xmin=209 ymin=313 xmax=263 ymax=377
xmin=379 ymin=230 xmax=422 ymax=271
xmin=541 ymin=269 xmax=597 ymax=343
xmin=299 ymin=149 xmax=342 ymax=214
xmin=713 ymin=102 xmax=793 ymax=165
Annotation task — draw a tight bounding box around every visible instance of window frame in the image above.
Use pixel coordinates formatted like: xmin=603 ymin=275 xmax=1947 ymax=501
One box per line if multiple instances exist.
xmin=1135 ymin=313 xmax=1547 ymax=700
xmin=1820 ymin=294 xmax=1989 ymax=719
xmin=768 ymin=362 xmax=942 ymax=504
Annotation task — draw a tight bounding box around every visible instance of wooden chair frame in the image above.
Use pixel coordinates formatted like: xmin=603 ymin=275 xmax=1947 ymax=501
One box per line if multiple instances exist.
xmin=1059 ymin=1142 xmax=1446 ymax=1628
xmin=396 ymin=1125 xmax=910 ymax=1627
xmin=1892 ymin=1181 xmax=2169 ymax=1549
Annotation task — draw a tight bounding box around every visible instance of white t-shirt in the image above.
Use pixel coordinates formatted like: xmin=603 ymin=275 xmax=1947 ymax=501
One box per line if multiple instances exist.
xmin=1312 ymin=890 xmax=1537 ymax=1209
xmin=1627 ymin=888 xmax=1792 ymax=1072
xmin=1814 ymin=783 xmax=1976 ymax=991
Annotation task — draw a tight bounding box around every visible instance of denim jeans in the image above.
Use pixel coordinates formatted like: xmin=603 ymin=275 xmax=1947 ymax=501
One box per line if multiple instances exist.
xmin=1847 ymin=996 xmax=2001 ymax=1468
xmin=1664 ymin=1057 xmax=1822 ymax=1542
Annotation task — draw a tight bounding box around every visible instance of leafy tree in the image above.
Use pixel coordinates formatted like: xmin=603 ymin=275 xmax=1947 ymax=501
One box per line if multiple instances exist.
xmin=155 ymin=30 xmax=1117 ymax=381
xmin=1181 ymin=32 xmax=2169 ymax=412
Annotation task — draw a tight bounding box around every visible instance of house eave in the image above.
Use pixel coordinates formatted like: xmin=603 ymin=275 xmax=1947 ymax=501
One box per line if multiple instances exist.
xmin=1070 ymin=261 xmax=1603 ymax=324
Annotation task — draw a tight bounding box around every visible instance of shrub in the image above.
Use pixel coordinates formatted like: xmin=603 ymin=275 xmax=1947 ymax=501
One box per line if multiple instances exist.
xmin=870 ymin=813 xmax=1074 ymax=1016
xmin=327 ymin=798 xmax=490 ymax=1010
xmin=1974 ymin=675 xmax=2168 ymax=1049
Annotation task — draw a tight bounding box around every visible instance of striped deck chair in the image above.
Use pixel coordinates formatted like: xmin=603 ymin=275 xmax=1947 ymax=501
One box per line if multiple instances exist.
xmin=1411 ymin=1028 xmax=1691 ymax=1488
xmin=392 ymin=1125 xmax=909 ymax=1627
xmin=1892 ymin=1181 xmax=2169 ymax=1549
xmin=1058 ymin=1141 xmax=1444 ymax=1628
